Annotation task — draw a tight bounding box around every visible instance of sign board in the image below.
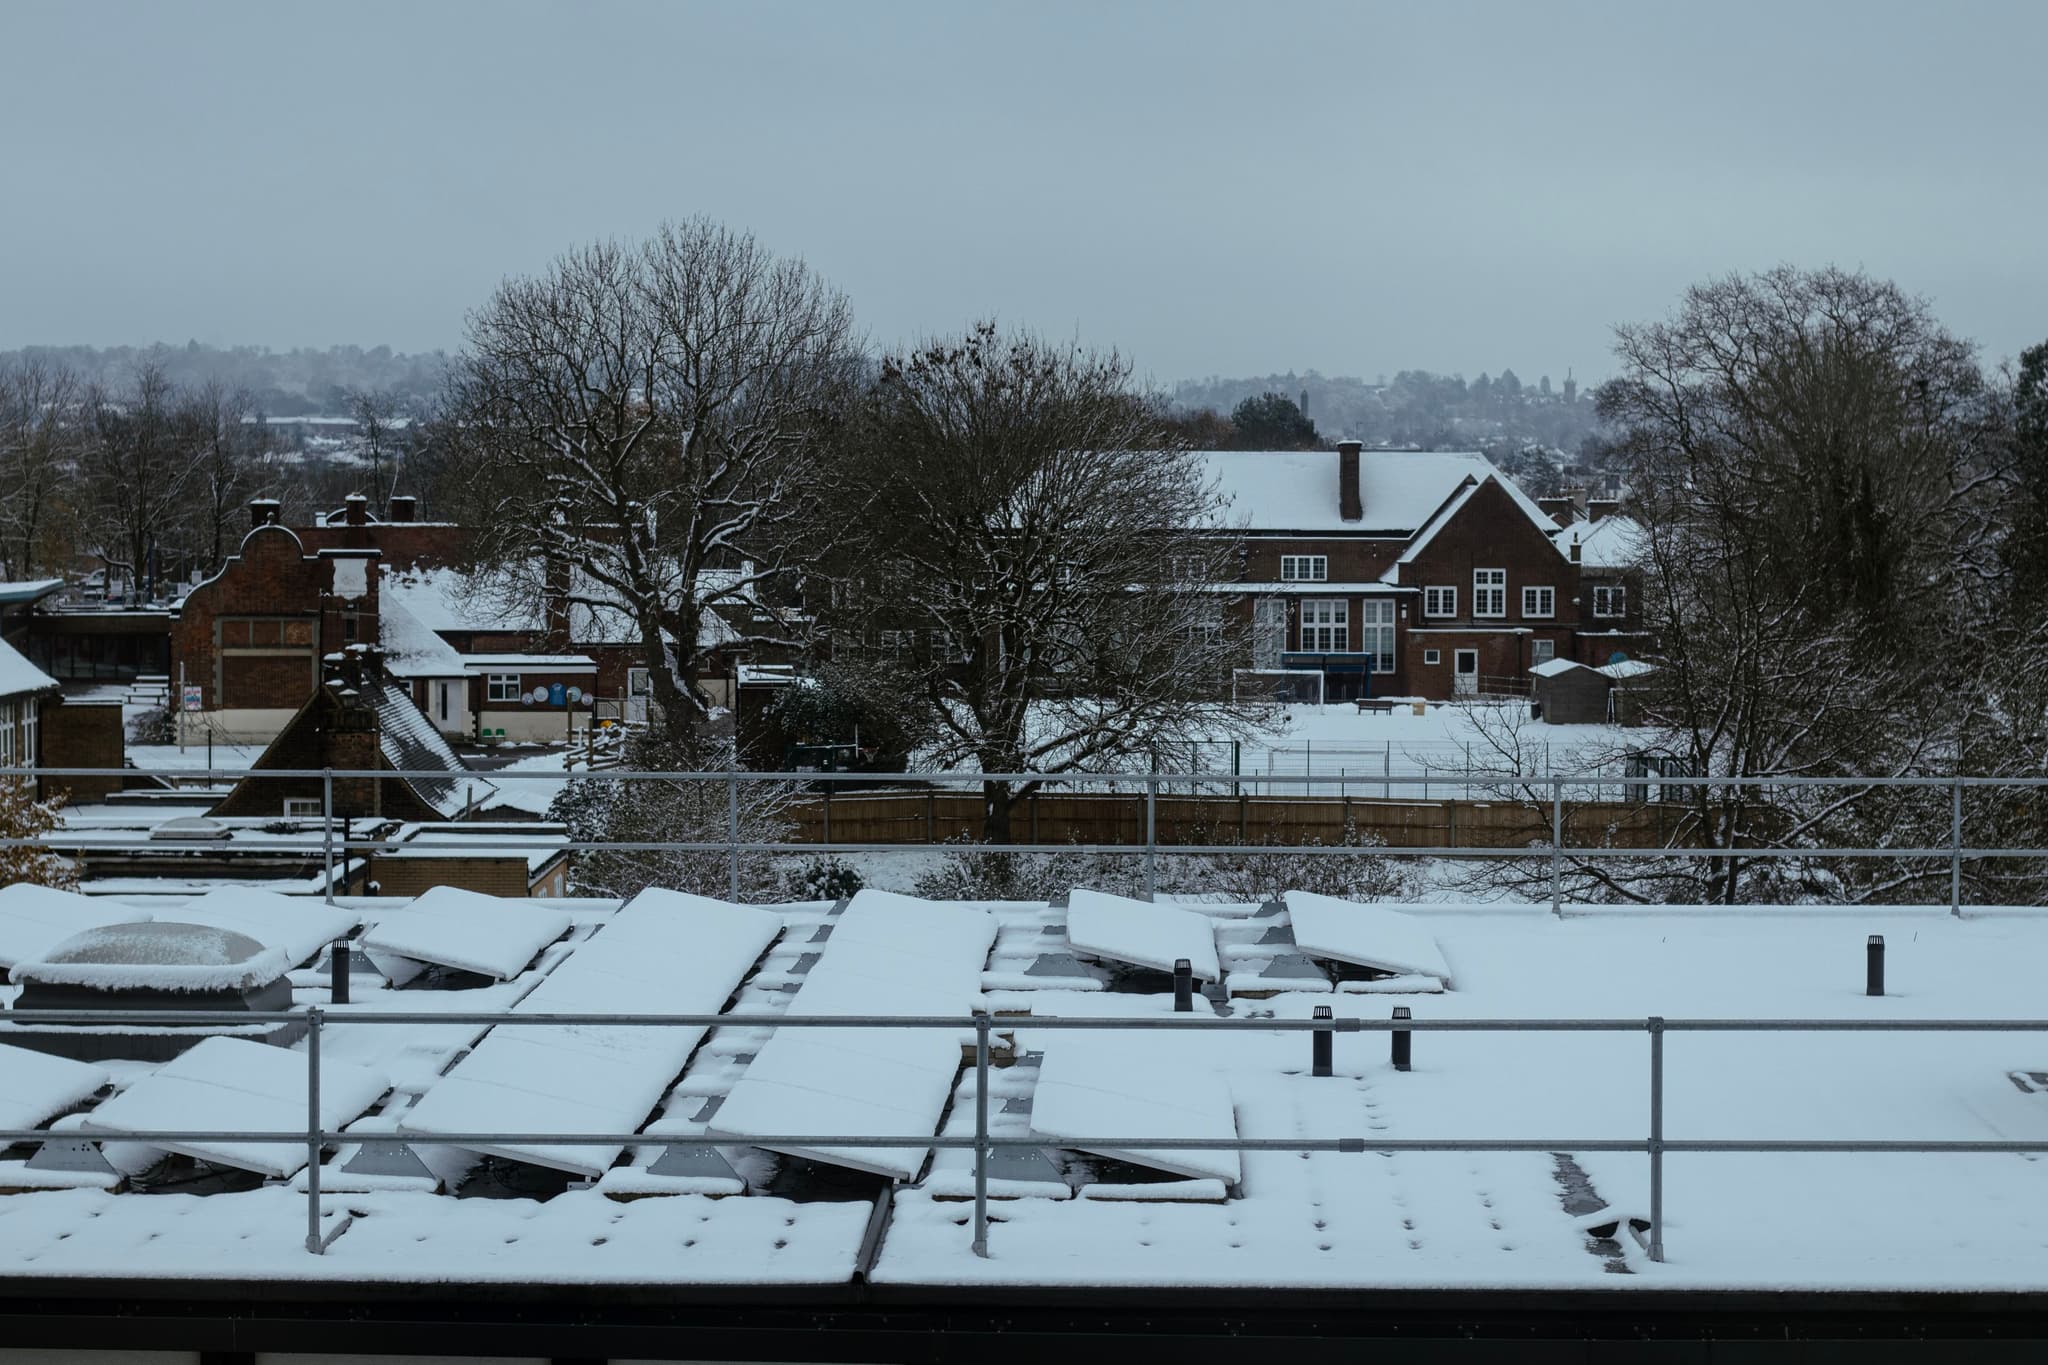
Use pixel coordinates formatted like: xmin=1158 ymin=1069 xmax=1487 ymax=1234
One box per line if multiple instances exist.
xmin=181 ymin=684 xmax=203 ymax=713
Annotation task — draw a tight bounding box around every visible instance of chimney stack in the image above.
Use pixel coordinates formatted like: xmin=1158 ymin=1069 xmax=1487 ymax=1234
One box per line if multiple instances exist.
xmin=387 ymin=495 xmax=417 ymax=523
xmin=1337 ymin=440 xmax=1363 ymax=523
xmin=343 ymin=493 xmax=369 ymax=528
xmin=1569 ymin=538 xmax=1582 ymax=563
xmin=1537 ymin=495 xmax=1575 ymax=528
xmin=1587 ymin=497 xmax=1619 ymax=523
xmin=248 ymin=498 xmax=281 ymax=530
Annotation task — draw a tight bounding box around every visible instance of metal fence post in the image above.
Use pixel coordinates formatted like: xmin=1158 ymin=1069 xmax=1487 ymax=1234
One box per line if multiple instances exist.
xmin=727 ymin=766 xmax=740 ymax=903
xmin=1145 ymin=774 xmax=1158 ymax=900
xmin=321 ymin=768 xmax=335 ymax=906
xmin=972 ymin=1011 xmax=991 ymax=1258
xmin=1951 ymin=778 xmax=1963 ymax=917
xmin=1648 ymin=1015 xmax=1665 ymax=1263
xmin=305 ymin=1007 xmax=323 ymax=1254
xmin=1550 ymin=777 xmax=1564 ymax=917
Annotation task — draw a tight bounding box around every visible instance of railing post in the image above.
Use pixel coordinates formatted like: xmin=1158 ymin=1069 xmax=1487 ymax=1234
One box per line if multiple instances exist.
xmin=1950 ymin=778 xmax=1963 ymax=917
xmin=328 ymin=938 xmax=350 ymax=1005
xmin=1144 ymin=773 xmax=1158 ymax=900
xmin=1312 ymin=1004 xmax=1333 ymax=1077
xmin=971 ymin=1010 xmax=991 ymax=1258
xmin=1390 ymin=1005 xmax=1411 ymax=1071
xmin=321 ymin=767 xmax=336 ymax=905
xmin=1647 ymin=1015 xmax=1665 ymax=1263
xmin=1550 ymin=777 xmax=1564 ymax=917
xmin=305 ymin=1007 xmax=323 ymax=1254
xmin=727 ymin=766 xmax=741 ymax=903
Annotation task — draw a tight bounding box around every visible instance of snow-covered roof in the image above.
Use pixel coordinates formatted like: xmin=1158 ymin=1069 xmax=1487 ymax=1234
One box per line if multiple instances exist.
xmin=1595 ymin=658 xmax=1657 ymax=681
xmin=0 ymin=637 xmax=59 ymax=699
xmin=1570 ymin=514 xmax=1646 ymax=570
xmin=377 ymin=594 xmax=467 ymax=679
xmin=16 ymin=888 xmax=2048 ymax=1297
xmin=1529 ymin=657 xmax=1589 ymax=678
xmin=383 ymin=564 xmax=739 ymax=650
xmin=12 ymin=921 xmax=289 ymax=993
xmin=1201 ymin=449 xmax=1551 ymax=534
xmin=459 ymin=654 xmax=597 ymax=672
xmin=360 ymin=886 xmax=571 ymax=986
xmin=371 ymin=683 xmax=495 ymax=817
xmin=1377 ymin=473 xmax=1574 ymax=583
xmin=0 ymin=578 xmax=66 ymax=606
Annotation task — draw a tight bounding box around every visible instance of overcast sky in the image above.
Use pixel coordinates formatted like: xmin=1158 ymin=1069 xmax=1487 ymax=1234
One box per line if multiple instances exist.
xmin=2 ymin=0 xmax=2042 ymax=383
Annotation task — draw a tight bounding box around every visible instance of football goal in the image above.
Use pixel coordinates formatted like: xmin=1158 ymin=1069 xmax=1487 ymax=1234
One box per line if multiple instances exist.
xmin=1232 ymin=668 xmax=1325 ymax=707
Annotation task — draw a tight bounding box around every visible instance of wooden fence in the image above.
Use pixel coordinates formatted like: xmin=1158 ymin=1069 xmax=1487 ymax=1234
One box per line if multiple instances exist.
xmin=786 ymin=789 xmax=1691 ymax=849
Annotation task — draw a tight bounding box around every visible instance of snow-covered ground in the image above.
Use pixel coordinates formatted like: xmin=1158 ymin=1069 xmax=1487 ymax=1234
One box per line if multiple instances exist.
xmin=1 ymin=888 xmax=2047 ymax=1292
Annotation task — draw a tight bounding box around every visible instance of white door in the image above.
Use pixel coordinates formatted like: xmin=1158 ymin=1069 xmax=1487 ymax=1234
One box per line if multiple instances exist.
xmin=626 ymin=667 xmax=651 ymax=725
xmin=1454 ymin=649 xmax=1479 ymax=696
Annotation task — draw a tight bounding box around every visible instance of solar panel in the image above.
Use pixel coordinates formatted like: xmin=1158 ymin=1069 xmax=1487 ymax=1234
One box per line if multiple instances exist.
xmin=1065 ymin=889 xmax=1222 ymax=982
xmin=1283 ymin=892 xmax=1452 ymax=984
xmin=360 ymin=887 xmax=571 ymax=985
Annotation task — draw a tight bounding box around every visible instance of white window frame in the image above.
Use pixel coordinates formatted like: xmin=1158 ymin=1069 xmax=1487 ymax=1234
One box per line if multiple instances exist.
xmin=1423 ymin=585 xmax=1457 ymax=618
xmin=485 ymin=673 xmax=520 ymax=703
xmin=1299 ymin=598 xmax=1348 ymax=652
xmin=284 ymin=797 xmax=323 ymax=820
xmin=1358 ymin=599 xmax=1396 ymax=675
xmin=1522 ymin=585 xmax=1555 ymax=619
xmin=1593 ymin=584 xmax=1627 ymax=618
xmin=1473 ymin=568 xmax=1506 ymax=618
xmin=1280 ymin=555 xmax=1328 ymax=583
xmin=1423 ymin=648 xmax=1441 ymax=665
xmin=1532 ymin=638 xmax=1556 ymax=663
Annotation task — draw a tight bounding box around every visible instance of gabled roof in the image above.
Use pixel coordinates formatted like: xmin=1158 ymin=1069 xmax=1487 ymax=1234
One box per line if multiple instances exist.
xmin=378 ymin=595 xmax=468 ymax=680
xmin=372 ymin=683 xmax=495 ymax=818
xmin=1377 ymin=473 xmax=1573 ymax=584
xmin=0 ymin=637 xmax=60 ymax=700
xmin=1569 ymin=515 xmax=1647 ymax=570
xmin=1200 ymin=448 xmax=1553 ymax=535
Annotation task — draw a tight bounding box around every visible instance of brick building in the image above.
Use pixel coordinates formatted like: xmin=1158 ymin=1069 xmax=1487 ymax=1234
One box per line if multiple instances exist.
xmin=1207 ymin=443 xmax=1642 ymax=701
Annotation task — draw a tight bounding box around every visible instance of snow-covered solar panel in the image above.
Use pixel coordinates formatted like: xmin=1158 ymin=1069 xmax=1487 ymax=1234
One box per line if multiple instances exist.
xmin=1064 ymin=889 xmax=1221 ymax=982
xmin=1029 ymin=1042 xmax=1241 ymax=1184
xmin=399 ymin=890 xmax=782 ymax=1176
xmin=361 ymin=887 xmax=571 ymax=985
xmin=1283 ymin=892 xmax=1452 ymax=985
xmin=710 ymin=890 xmax=995 ymax=1180
xmin=167 ymin=888 xmax=357 ymax=967
xmin=81 ymin=1036 xmax=388 ymax=1178
xmin=0 ymin=884 xmax=148 ymax=973
xmin=0 ymin=1044 xmax=107 ymax=1131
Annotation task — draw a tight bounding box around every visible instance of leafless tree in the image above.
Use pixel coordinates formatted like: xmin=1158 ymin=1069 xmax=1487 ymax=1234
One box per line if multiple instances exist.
xmin=825 ymin=322 xmax=1261 ymax=842
xmin=1600 ymin=266 xmax=1994 ymax=903
xmin=0 ymin=358 xmax=85 ymax=579
xmin=81 ymin=362 xmax=206 ymax=600
xmin=346 ymin=388 xmax=405 ymax=507
xmin=180 ymin=379 xmax=267 ymax=571
xmin=442 ymin=219 xmax=859 ymax=746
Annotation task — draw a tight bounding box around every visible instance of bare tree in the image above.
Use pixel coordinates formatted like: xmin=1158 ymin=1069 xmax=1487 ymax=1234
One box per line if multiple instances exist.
xmin=442 ymin=219 xmax=858 ymax=744
xmin=0 ymin=358 xmax=84 ymax=579
xmin=825 ymin=322 xmax=1260 ymax=842
xmin=346 ymin=388 xmax=405 ymax=507
xmin=81 ymin=362 xmax=206 ymax=601
xmin=180 ymin=379 xmax=266 ymax=572
xmin=1600 ymin=267 xmax=1993 ymax=903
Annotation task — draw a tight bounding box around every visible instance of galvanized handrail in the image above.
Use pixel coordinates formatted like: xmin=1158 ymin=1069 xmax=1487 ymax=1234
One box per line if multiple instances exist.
xmin=8 ymin=1006 xmax=2048 ymax=1265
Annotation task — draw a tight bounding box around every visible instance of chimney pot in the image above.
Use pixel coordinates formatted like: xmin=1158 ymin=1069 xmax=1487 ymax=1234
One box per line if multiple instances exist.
xmin=1337 ymin=440 xmax=1363 ymax=523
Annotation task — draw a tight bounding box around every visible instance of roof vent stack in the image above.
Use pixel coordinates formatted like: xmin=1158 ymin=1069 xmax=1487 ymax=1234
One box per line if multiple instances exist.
xmin=1337 ymin=440 xmax=1363 ymax=523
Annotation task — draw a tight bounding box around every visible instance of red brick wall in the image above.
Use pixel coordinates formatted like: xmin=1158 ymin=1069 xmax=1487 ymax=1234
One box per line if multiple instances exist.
xmin=172 ymin=527 xmax=378 ymax=713
xmin=38 ymin=697 xmax=122 ymax=803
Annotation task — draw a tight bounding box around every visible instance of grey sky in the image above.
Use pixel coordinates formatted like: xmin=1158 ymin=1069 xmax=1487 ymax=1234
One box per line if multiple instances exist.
xmin=2 ymin=0 xmax=2042 ymax=383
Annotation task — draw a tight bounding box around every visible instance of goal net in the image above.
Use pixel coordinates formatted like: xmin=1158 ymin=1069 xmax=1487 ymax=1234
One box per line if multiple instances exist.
xmin=1232 ymin=668 xmax=1325 ymax=707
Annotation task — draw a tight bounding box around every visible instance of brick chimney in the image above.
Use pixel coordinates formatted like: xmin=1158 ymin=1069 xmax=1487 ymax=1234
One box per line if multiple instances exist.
xmin=1337 ymin=440 xmax=1363 ymax=523
xmin=387 ymin=495 xmax=417 ymax=522
xmin=1569 ymin=537 xmax=1582 ymax=563
xmin=1537 ymin=495 xmax=1575 ymax=527
xmin=248 ymin=498 xmax=281 ymax=530
xmin=1587 ymin=497 xmax=1620 ymax=523
xmin=343 ymin=493 xmax=370 ymax=527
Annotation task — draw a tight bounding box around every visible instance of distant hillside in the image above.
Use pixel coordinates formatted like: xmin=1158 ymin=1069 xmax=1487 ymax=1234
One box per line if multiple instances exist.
xmin=1169 ymin=369 xmax=1606 ymax=455
xmin=0 ymin=342 xmax=448 ymax=415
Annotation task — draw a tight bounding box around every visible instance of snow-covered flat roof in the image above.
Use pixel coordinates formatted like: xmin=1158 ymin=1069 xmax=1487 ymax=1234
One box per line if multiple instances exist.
xmin=11 ymin=892 xmax=2048 ymax=1296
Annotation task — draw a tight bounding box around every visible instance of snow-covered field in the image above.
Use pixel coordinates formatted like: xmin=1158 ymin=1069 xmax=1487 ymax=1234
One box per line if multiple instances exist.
xmin=2 ymin=884 xmax=2047 ymax=1293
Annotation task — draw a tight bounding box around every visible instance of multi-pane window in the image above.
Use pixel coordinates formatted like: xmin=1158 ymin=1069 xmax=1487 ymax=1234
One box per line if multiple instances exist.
xmin=1473 ymin=569 xmax=1506 ymax=618
xmin=1423 ymin=585 xmax=1457 ymax=617
xmin=486 ymin=674 xmax=520 ymax=703
xmin=1522 ymin=585 xmax=1555 ymax=619
xmin=1280 ymin=555 xmax=1328 ymax=582
xmin=1300 ymin=599 xmax=1348 ymax=652
xmin=1593 ymin=584 xmax=1627 ymax=618
xmin=1532 ymin=638 xmax=1556 ymax=663
xmin=879 ymin=629 xmax=914 ymax=656
xmin=1359 ymin=599 xmax=1396 ymax=674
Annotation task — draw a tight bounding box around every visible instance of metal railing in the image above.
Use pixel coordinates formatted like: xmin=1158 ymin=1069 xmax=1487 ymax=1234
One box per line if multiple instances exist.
xmin=13 ymin=765 xmax=2048 ymax=916
xmin=7 ymin=1006 xmax=2048 ymax=1266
